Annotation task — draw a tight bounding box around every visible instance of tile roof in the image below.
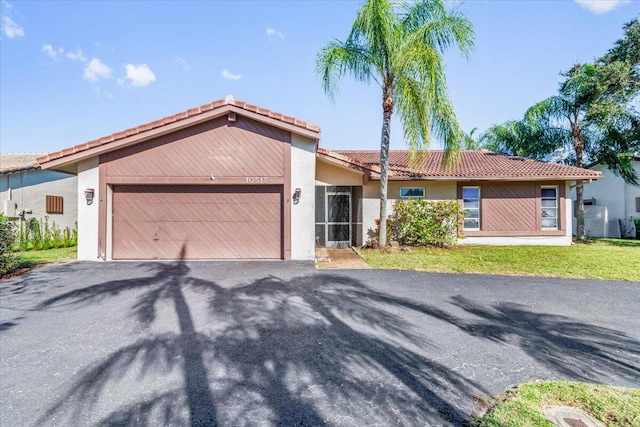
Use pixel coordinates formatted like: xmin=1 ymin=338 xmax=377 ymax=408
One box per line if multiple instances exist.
xmin=0 ymin=153 xmax=44 ymax=175
xmin=37 ymin=95 xmax=321 ymax=165
xmin=330 ymin=149 xmax=602 ymax=180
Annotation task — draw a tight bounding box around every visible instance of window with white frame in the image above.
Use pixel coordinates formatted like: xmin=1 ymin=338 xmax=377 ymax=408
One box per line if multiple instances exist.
xmin=399 ymin=187 xmax=425 ymax=199
xmin=541 ymin=186 xmax=558 ymax=229
xmin=462 ymin=187 xmax=480 ymax=230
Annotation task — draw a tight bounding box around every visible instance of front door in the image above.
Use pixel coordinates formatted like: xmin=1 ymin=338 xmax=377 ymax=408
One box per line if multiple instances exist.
xmin=326 ymin=191 xmax=351 ymax=248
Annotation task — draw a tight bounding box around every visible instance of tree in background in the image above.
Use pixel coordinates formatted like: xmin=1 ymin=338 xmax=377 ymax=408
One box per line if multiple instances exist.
xmin=0 ymin=214 xmax=18 ymax=277
xmin=316 ymin=0 xmax=474 ymax=247
xmin=463 ymin=127 xmax=484 ymax=150
xmin=481 ymin=18 xmax=639 ymax=241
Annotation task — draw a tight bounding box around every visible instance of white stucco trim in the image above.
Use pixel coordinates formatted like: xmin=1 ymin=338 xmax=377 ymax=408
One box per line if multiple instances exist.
xmin=77 ymin=157 xmax=101 ymax=261
xmin=290 ymin=134 xmax=316 ymax=260
xmin=105 ymin=185 xmax=113 ymax=261
xmin=459 ymin=235 xmax=572 ymax=246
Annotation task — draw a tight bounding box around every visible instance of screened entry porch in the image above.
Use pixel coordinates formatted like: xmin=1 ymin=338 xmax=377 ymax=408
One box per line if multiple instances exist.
xmin=315 ymin=186 xmax=363 ymax=248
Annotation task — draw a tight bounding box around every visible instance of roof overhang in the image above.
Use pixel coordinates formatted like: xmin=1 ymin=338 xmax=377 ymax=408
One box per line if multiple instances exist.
xmin=368 ymin=174 xmax=603 ymax=182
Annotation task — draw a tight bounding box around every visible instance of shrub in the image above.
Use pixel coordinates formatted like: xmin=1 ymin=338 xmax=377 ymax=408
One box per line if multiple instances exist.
xmin=384 ymin=199 xmax=463 ymax=248
xmin=18 ymin=217 xmax=77 ymax=251
xmin=0 ymin=214 xmax=19 ymax=276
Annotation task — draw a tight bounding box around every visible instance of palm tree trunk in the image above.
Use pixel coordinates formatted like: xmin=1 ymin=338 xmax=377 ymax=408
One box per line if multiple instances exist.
xmin=573 ymin=129 xmax=586 ymax=242
xmin=575 ymin=184 xmax=585 ymax=241
xmin=378 ymin=91 xmax=393 ymax=248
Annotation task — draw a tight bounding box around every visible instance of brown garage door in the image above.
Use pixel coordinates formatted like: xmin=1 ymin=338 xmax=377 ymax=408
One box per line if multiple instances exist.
xmin=112 ymin=185 xmax=282 ymax=259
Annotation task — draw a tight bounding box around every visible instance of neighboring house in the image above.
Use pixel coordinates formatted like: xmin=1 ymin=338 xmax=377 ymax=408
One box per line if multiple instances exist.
xmin=0 ymin=154 xmax=77 ymax=231
xmin=570 ymin=156 xmax=640 ymax=238
xmin=37 ymin=96 xmax=601 ymax=261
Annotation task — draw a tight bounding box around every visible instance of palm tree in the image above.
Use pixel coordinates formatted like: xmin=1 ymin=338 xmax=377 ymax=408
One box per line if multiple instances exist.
xmin=493 ymin=63 xmax=638 ymax=241
xmin=316 ymin=0 xmax=474 ymax=247
xmin=523 ymin=63 xmax=639 ymax=241
xmin=481 ymin=120 xmax=560 ymax=160
xmin=463 ymin=127 xmax=484 ymax=150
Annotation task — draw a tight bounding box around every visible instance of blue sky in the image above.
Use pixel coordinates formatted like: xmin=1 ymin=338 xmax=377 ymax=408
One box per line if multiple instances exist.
xmin=1 ymin=0 xmax=638 ymax=155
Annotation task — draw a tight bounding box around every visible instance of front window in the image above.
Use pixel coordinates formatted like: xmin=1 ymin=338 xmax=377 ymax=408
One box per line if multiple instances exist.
xmin=463 ymin=187 xmax=480 ymax=230
xmin=541 ymin=186 xmax=558 ymax=229
xmin=400 ymin=187 xmax=425 ymax=199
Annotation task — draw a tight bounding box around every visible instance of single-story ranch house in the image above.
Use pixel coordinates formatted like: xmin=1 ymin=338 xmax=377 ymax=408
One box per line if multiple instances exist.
xmin=36 ymin=97 xmax=601 ymax=261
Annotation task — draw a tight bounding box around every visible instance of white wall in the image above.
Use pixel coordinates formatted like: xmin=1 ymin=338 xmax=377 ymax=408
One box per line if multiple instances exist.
xmin=459 ymin=235 xmax=572 ymax=246
xmin=76 ymin=157 xmax=100 ymax=261
xmin=0 ymin=170 xmax=77 ymax=230
xmin=571 ymin=161 xmax=640 ymax=237
xmin=290 ymin=134 xmax=317 ymax=260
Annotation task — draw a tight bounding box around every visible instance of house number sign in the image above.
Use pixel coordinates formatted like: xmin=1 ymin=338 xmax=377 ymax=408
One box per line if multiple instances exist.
xmin=246 ymin=177 xmax=269 ymax=184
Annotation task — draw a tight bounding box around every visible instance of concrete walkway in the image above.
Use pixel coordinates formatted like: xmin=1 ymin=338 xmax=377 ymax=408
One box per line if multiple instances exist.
xmin=315 ymin=247 xmax=372 ymax=269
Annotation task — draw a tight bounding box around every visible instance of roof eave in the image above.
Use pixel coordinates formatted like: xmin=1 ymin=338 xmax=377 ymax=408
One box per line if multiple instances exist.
xmin=370 ymin=174 xmax=602 ymax=181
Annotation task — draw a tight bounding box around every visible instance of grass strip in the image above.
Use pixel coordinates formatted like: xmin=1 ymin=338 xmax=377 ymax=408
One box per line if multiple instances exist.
xmin=362 ymin=239 xmax=640 ymax=281
xmin=473 ymin=381 xmax=640 ymax=427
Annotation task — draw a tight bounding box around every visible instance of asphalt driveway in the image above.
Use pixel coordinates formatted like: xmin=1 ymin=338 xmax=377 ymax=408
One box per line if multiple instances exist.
xmin=1 ymin=261 xmax=639 ymax=426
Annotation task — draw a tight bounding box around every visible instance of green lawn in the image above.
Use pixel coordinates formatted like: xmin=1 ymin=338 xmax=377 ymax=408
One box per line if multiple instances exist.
xmin=473 ymin=381 xmax=640 ymax=427
xmin=361 ymin=239 xmax=640 ymax=281
xmin=17 ymin=247 xmax=77 ymax=267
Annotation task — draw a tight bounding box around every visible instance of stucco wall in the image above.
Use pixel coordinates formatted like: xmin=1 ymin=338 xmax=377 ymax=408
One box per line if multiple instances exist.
xmin=0 ymin=170 xmax=77 ymax=230
xmin=315 ymin=160 xmax=364 ymax=186
xmin=77 ymin=157 xmax=100 ymax=261
xmin=572 ymin=162 xmax=640 ymax=237
xmin=290 ymin=134 xmax=317 ymax=260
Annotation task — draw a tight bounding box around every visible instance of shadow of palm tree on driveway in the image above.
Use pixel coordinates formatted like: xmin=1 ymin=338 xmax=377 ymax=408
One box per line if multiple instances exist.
xmin=35 ymin=253 xmax=485 ymax=426
xmin=448 ymin=295 xmax=640 ymax=385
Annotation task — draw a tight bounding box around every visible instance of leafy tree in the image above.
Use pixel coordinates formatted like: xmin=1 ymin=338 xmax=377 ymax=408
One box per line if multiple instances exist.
xmin=316 ymin=0 xmax=474 ymax=247
xmin=0 ymin=214 xmax=19 ymax=277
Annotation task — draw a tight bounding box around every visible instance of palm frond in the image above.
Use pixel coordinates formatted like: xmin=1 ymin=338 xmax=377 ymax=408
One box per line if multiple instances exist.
xmin=348 ymin=0 xmax=397 ymax=74
xmin=315 ymin=39 xmax=374 ymax=101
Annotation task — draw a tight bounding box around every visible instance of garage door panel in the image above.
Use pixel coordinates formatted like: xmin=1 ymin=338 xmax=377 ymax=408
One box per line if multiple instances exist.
xmin=113 ymin=185 xmax=282 ymax=259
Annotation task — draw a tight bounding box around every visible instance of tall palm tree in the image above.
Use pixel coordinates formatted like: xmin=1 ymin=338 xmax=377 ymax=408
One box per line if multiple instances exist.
xmin=316 ymin=0 xmax=474 ymax=247
xmin=525 ymin=74 xmax=593 ymax=241
xmin=493 ymin=63 xmax=638 ymax=241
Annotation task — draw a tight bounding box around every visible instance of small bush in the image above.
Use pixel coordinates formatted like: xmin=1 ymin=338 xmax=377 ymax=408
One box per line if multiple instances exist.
xmin=17 ymin=217 xmax=77 ymax=251
xmin=1 ymin=214 xmax=19 ymax=276
xmin=383 ymin=199 xmax=463 ymax=248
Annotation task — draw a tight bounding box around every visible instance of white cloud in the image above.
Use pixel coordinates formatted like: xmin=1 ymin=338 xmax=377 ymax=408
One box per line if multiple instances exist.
xmin=574 ymin=0 xmax=630 ymax=14
xmin=42 ymin=44 xmax=64 ymax=60
xmin=121 ymin=63 xmax=156 ymax=87
xmin=1 ymin=1 xmax=24 ymax=38
xmin=175 ymin=56 xmax=190 ymax=71
xmin=66 ymin=48 xmax=88 ymax=62
xmin=83 ymin=58 xmax=112 ymax=82
xmin=221 ymin=68 xmax=242 ymax=81
xmin=266 ymin=27 xmax=284 ymax=40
